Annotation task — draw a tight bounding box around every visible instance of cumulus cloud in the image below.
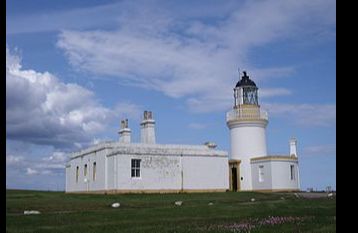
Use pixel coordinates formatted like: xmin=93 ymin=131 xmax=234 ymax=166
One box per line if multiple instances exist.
xmin=6 ymin=47 xmax=141 ymax=149
xmin=37 ymin=152 xmax=68 ymax=171
xmin=6 ymin=151 xmax=62 ymax=181
xmin=6 ymin=47 xmax=143 ymax=189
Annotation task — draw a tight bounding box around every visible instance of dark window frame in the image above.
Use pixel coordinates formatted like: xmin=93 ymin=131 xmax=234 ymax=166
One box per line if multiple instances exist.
xmin=131 ymin=159 xmax=141 ymax=178
xmin=84 ymin=164 xmax=88 ymax=176
xmin=93 ymin=162 xmax=96 ymax=181
xmin=76 ymin=166 xmax=79 ymax=183
xmin=290 ymin=165 xmax=295 ymax=180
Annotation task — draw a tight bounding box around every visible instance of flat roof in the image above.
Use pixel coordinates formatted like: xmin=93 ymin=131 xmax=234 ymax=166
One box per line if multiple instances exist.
xmin=69 ymin=141 xmax=228 ymax=159
xmin=250 ymin=155 xmax=298 ymax=162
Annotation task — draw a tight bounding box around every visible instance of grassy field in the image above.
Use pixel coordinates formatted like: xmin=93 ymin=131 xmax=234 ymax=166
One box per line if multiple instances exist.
xmin=6 ymin=189 xmax=336 ymax=233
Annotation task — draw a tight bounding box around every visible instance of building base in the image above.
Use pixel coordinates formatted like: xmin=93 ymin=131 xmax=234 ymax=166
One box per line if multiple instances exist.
xmin=66 ymin=189 xmax=228 ymax=194
xmin=253 ymin=189 xmax=300 ymax=193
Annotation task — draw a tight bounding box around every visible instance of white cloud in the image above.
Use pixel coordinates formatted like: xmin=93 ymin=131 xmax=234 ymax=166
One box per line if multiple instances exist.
xmin=262 ymin=103 xmax=336 ymax=127
xmin=7 ymin=150 xmax=68 ymax=181
xmin=6 ymin=47 xmax=141 ymax=148
xmin=6 ymin=155 xmax=24 ymax=166
xmin=6 ymin=1 xmax=123 ymax=35
xmin=26 ymin=168 xmax=38 ymax=175
xmin=91 ymin=138 xmax=102 ymax=145
xmin=6 ymin=144 xmax=68 ymax=190
xmin=56 ymin=0 xmax=335 ymax=113
xmin=42 ymin=152 xmax=67 ymax=163
xmin=35 ymin=163 xmax=65 ymax=170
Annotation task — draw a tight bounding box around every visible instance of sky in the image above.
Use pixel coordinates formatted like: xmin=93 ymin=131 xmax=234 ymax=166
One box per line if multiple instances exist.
xmin=6 ymin=0 xmax=336 ymax=191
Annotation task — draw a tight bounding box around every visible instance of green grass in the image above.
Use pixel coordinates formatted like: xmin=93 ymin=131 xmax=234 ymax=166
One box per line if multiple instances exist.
xmin=6 ymin=189 xmax=336 ymax=233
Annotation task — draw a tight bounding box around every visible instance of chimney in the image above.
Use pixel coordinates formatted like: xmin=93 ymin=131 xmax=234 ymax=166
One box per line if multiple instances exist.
xmin=204 ymin=142 xmax=217 ymax=149
xmin=118 ymin=119 xmax=131 ymax=143
xmin=289 ymin=138 xmax=297 ymax=157
xmin=140 ymin=111 xmax=156 ymax=144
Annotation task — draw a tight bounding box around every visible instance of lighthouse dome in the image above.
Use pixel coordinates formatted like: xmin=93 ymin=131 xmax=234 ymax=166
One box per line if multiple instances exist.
xmin=235 ymin=71 xmax=257 ymax=87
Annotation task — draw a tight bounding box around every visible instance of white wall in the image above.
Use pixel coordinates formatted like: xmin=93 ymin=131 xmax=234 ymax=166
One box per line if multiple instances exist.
xmin=66 ymin=151 xmax=229 ymax=192
xmin=112 ymin=154 xmax=228 ymax=191
xmin=65 ymin=166 xmax=70 ymax=191
xmin=65 ymin=139 xmax=230 ymax=193
xmin=115 ymin=154 xmax=182 ymax=190
xmin=65 ymin=148 xmax=108 ymax=192
xmin=229 ymin=123 xmax=267 ymax=190
xmin=271 ymin=161 xmax=300 ymax=190
xmin=251 ymin=160 xmax=299 ymax=191
xmin=251 ymin=161 xmax=272 ymax=190
xmin=182 ymin=156 xmax=229 ymax=190
xmin=230 ymin=124 xmax=267 ymax=159
xmin=107 ymin=155 xmax=115 ymax=189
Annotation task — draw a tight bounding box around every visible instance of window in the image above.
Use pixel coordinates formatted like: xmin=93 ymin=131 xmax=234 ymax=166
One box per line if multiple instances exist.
xmin=259 ymin=165 xmax=264 ymax=182
xmin=76 ymin=166 xmax=79 ymax=183
xmin=131 ymin=159 xmax=141 ymax=178
xmin=290 ymin=165 xmax=295 ymax=180
xmin=93 ymin=162 xmax=96 ymax=181
xmin=84 ymin=164 xmax=87 ymax=176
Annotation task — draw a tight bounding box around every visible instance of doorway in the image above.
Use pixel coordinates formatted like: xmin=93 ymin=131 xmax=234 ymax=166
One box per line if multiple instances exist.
xmin=232 ymin=167 xmax=237 ymax=191
xmin=229 ymin=160 xmax=241 ymax=192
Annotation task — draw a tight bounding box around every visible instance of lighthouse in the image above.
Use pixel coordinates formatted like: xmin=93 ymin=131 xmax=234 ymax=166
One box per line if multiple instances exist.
xmin=226 ymin=71 xmax=268 ymax=191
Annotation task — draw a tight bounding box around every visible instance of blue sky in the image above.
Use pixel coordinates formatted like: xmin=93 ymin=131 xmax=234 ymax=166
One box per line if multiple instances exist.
xmin=6 ymin=0 xmax=336 ymax=191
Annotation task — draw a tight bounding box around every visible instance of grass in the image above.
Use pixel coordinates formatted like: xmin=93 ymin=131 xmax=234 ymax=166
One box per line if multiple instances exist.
xmin=6 ymin=189 xmax=336 ymax=233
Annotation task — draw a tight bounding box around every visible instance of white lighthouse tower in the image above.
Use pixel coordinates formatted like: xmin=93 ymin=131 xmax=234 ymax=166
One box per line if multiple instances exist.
xmin=226 ymin=71 xmax=268 ymax=191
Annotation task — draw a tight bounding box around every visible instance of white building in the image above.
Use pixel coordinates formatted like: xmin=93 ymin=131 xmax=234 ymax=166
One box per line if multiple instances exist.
xmin=65 ymin=71 xmax=300 ymax=193
xmin=65 ymin=111 xmax=229 ymax=193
